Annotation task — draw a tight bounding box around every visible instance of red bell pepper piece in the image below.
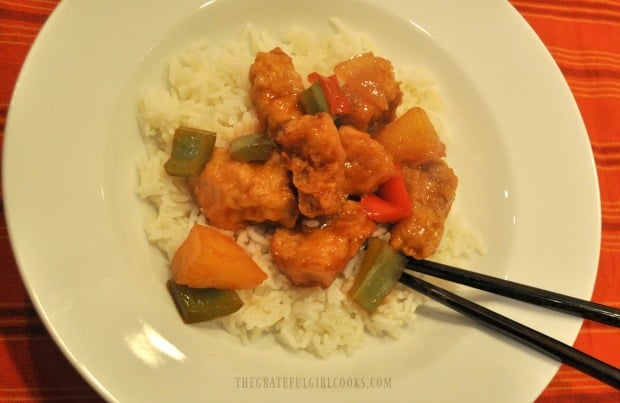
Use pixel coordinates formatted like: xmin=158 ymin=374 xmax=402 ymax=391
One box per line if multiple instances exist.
xmin=361 ymin=194 xmax=408 ymax=223
xmin=361 ymin=170 xmax=412 ymax=223
xmin=377 ymin=172 xmax=413 ymax=217
xmin=308 ymin=72 xmax=352 ymax=115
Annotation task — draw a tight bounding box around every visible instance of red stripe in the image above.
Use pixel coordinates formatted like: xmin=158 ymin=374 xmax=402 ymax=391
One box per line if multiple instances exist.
xmin=595 ymin=154 xmax=620 ymax=168
xmin=0 ymin=306 xmax=38 ymax=318
xmin=515 ymin=8 xmax=620 ymax=25
xmin=517 ymin=0 xmax=620 ymax=13
xmin=592 ymin=143 xmax=620 ymax=154
xmin=0 ymin=8 xmax=49 ymax=24
xmin=0 ymin=0 xmax=59 ymax=15
xmin=513 ymin=0 xmax=620 ymax=21
xmin=558 ymin=66 xmax=620 ymax=80
xmin=0 ymin=324 xmax=47 ymax=336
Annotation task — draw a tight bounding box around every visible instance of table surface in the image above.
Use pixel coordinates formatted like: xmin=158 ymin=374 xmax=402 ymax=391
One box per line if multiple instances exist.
xmin=1 ymin=0 xmax=619 ymax=401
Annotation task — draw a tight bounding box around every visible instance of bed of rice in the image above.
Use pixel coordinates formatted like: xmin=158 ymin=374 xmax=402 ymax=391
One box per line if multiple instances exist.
xmin=136 ymin=19 xmax=483 ymax=357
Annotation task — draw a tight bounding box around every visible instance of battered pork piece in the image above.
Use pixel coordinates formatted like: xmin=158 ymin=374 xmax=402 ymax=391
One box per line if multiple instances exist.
xmin=339 ymin=125 xmax=396 ymax=195
xmin=249 ymin=47 xmax=304 ymax=137
xmin=187 ymin=147 xmax=298 ymax=231
xmin=334 ymin=52 xmax=403 ymax=135
xmin=277 ymin=113 xmax=347 ymax=218
xmin=390 ymin=159 xmax=458 ymax=259
xmin=270 ymin=201 xmax=377 ymax=288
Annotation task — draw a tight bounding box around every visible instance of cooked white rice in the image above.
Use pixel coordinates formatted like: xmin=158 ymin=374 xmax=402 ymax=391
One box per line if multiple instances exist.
xmin=136 ymin=19 xmax=483 ymax=357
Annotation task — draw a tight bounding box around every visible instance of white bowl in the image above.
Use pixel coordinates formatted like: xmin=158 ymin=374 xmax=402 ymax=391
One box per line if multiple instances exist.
xmin=3 ymin=0 xmax=600 ymax=401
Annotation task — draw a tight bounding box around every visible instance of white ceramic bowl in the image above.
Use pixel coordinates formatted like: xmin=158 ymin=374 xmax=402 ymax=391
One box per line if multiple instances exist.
xmin=4 ymin=1 xmax=600 ymax=401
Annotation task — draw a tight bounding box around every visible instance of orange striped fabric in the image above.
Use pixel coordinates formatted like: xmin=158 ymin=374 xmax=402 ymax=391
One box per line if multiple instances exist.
xmin=511 ymin=1 xmax=620 ymax=401
xmin=0 ymin=1 xmax=618 ymax=402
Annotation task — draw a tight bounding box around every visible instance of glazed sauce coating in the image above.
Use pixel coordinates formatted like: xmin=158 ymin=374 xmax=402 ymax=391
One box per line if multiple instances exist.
xmin=189 ymin=47 xmax=456 ymax=289
xmin=249 ymin=47 xmax=304 ymax=137
xmin=187 ymin=147 xmax=298 ymax=230
xmin=389 ymin=160 xmax=458 ymax=259
xmin=277 ymin=113 xmax=347 ymax=218
xmin=334 ymin=52 xmax=403 ymax=135
xmin=270 ymin=201 xmax=376 ymax=288
xmin=339 ymin=124 xmax=396 ymax=195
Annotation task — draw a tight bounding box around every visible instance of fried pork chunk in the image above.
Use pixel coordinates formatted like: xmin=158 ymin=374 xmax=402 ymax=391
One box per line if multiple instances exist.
xmin=187 ymin=147 xmax=298 ymax=231
xmin=270 ymin=201 xmax=376 ymax=288
xmin=249 ymin=47 xmax=304 ymax=136
xmin=277 ymin=113 xmax=347 ymax=218
xmin=339 ymin=125 xmax=396 ymax=195
xmin=334 ymin=52 xmax=403 ymax=135
xmin=390 ymin=159 xmax=458 ymax=259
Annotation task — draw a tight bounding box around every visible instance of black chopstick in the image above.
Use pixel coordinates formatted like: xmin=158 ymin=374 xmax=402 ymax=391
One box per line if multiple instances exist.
xmin=405 ymin=258 xmax=620 ymax=327
xmin=398 ymin=272 xmax=620 ymax=389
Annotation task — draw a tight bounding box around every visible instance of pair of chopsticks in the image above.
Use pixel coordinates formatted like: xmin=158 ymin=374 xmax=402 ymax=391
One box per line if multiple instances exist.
xmin=399 ymin=258 xmax=620 ymax=389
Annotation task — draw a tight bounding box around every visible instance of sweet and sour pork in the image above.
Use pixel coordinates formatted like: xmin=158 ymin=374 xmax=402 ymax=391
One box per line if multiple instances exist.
xmin=187 ymin=147 xmax=298 ymax=231
xmin=389 ymin=160 xmax=458 ymax=259
xmin=189 ymin=47 xmax=457 ymax=289
xmin=334 ymin=52 xmax=403 ymax=135
xmin=249 ymin=47 xmax=304 ymax=137
xmin=277 ymin=113 xmax=347 ymax=218
xmin=270 ymin=201 xmax=376 ymax=288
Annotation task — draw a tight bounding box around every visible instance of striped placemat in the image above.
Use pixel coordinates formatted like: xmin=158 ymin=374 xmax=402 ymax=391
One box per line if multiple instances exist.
xmin=1 ymin=1 xmax=618 ymax=401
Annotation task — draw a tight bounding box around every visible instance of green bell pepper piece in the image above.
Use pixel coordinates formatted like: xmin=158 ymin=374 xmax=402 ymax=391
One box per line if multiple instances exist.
xmin=228 ymin=133 xmax=276 ymax=162
xmin=167 ymin=280 xmax=243 ymax=323
xmin=164 ymin=127 xmax=216 ymax=177
xmin=349 ymin=237 xmax=406 ymax=313
xmin=299 ymin=81 xmax=330 ymax=115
